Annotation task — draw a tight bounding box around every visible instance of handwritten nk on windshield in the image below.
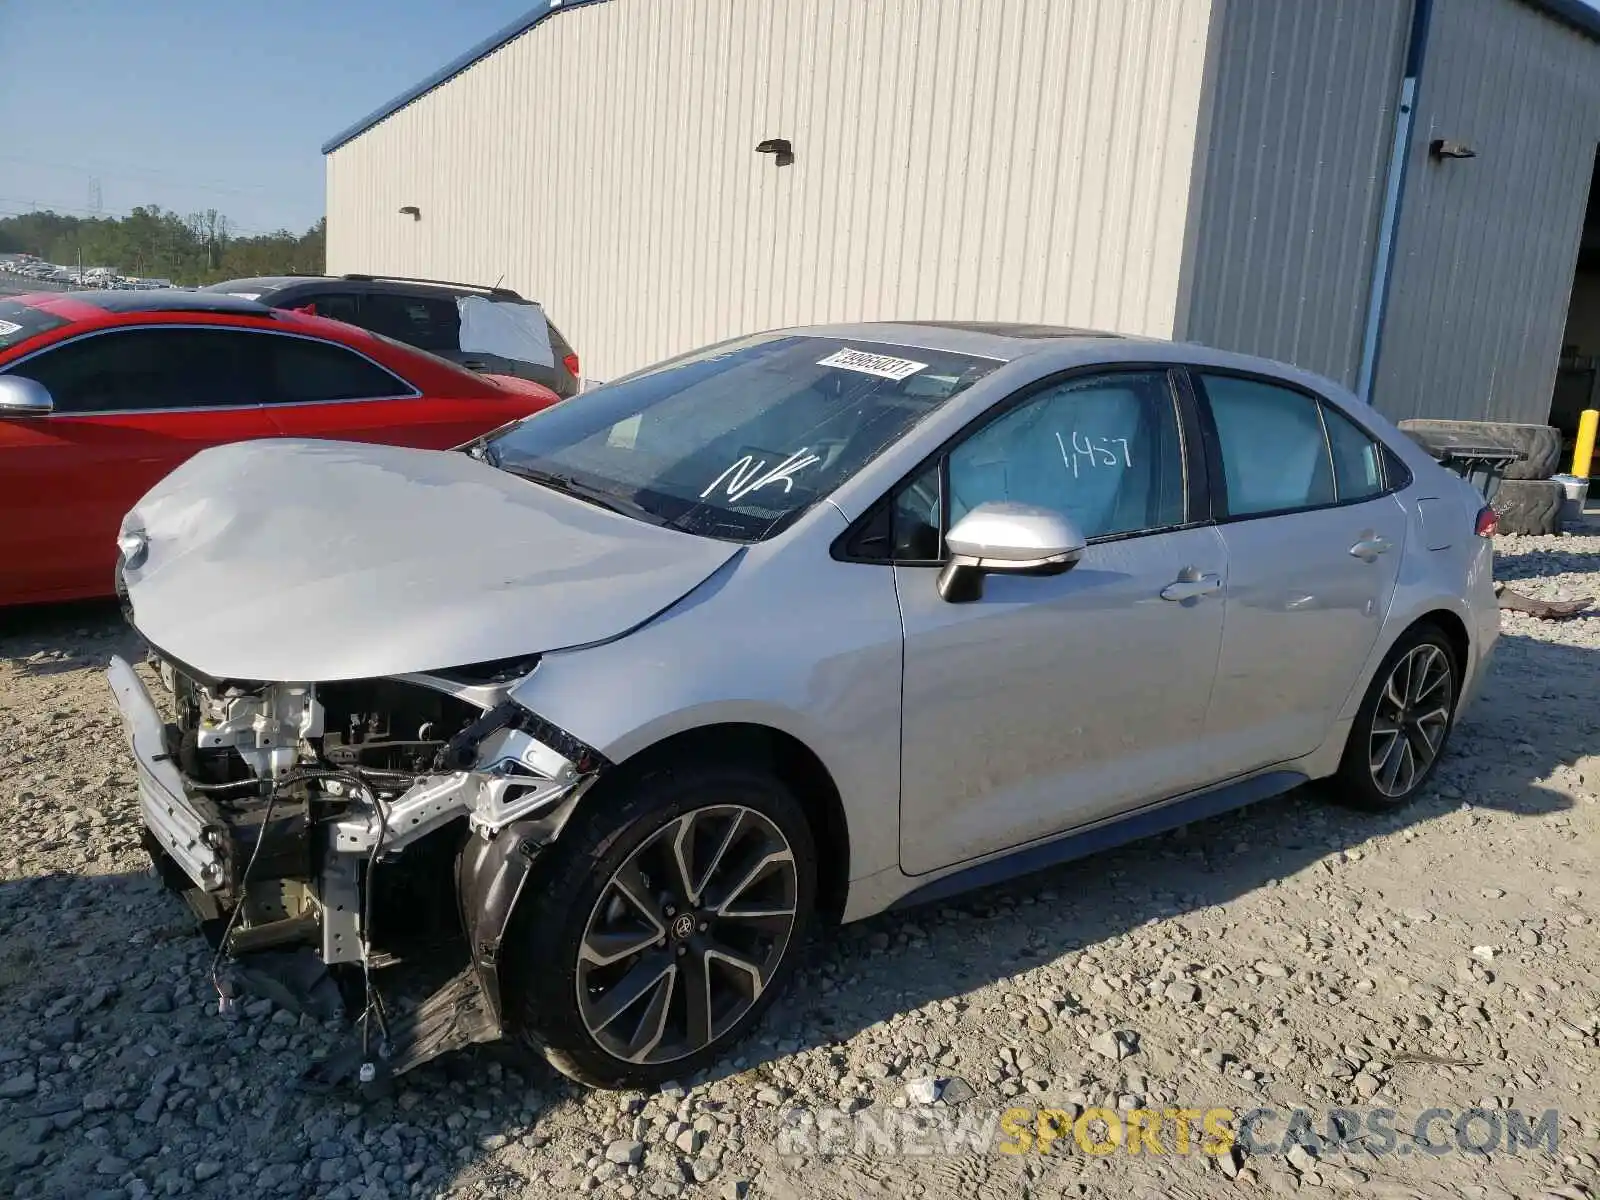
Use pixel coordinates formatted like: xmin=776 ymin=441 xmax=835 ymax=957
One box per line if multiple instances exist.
xmin=701 ymin=449 xmax=823 ymax=504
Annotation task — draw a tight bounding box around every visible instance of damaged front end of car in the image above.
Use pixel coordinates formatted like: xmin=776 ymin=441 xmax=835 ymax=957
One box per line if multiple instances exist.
xmin=107 ymin=650 xmax=609 ymax=1087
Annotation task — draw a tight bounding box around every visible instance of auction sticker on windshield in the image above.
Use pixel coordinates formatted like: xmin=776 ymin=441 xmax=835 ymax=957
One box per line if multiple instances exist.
xmin=816 ymin=347 xmax=928 ymax=380
xmin=0 ymin=320 xmax=21 ymax=338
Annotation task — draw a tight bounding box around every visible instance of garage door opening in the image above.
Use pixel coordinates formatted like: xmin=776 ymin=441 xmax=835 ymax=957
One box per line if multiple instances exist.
xmin=1552 ymin=145 xmax=1600 ymax=471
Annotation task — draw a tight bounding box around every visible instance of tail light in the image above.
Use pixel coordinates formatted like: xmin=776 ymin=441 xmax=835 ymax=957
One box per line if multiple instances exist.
xmin=562 ymin=352 xmax=581 ymax=378
xmin=1475 ymin=505 xmax=1498 ymax=537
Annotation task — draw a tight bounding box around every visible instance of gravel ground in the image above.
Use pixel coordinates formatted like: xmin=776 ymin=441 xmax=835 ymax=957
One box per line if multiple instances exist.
xmin=2 ymin=532 xmax=1599 ymax=1200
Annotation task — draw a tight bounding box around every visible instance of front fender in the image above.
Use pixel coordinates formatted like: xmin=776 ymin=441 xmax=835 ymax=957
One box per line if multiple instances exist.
xmin=505 ymin=530 xmax=906 ymax=887
xmin=455 ymin=802 xmax=574 ymax=1029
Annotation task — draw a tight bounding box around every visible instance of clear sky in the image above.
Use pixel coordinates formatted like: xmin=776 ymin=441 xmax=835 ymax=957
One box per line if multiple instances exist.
xmin=0 ymin=0 xmax=534 ymax=236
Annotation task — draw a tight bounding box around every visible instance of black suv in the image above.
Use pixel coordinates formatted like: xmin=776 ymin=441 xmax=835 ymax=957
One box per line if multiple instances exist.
xmin=202 ymin=274 xmax=582 ymax=398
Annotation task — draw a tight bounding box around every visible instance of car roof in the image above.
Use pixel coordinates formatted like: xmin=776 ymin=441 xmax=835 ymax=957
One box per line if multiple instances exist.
xmin=206 ymin=274 xmax=529 ymax=303
xmin=907 ymin=320 xmax=1124 ymax=340
xmin=47 ymin=289 xmax=276 ymax=317
xmin=201 ymin=276 xmax=317 ymax=294
xmin=782 ymin=320 xmax=1354 ymax=399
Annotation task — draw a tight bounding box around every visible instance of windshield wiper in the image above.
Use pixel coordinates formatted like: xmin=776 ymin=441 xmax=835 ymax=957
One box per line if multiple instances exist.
xmin=501 ymin=466 xmax=669 ymax=527
xmin=461 ymin=435 xmax=502 ymax=467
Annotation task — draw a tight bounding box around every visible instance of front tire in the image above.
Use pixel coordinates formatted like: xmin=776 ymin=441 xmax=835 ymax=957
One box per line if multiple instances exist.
xmin=504 ymin=761 xmax=816 ymax=1089
xmin=1332 ymin=623 xmax=1460 ymax=811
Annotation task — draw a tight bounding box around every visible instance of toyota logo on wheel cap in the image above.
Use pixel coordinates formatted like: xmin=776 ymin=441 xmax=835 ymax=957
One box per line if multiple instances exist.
xmin=671 ymin=914 xmax=695 ymax=940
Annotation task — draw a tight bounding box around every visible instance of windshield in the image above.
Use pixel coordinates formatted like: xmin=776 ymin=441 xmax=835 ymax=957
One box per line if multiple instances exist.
xmin=0 ymin=299 xmax=70 ymax=352
xmin=481 ymin=334 xmax=999 ymax=541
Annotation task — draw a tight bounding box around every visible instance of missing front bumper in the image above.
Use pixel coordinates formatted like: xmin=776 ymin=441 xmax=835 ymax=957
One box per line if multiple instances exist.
xmin=107 ymin=654 xmax=606 ymax=1085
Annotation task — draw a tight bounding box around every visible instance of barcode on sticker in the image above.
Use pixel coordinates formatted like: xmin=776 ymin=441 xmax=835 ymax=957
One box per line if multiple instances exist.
xmin=816 ymin=348 xmax=928 ymax=381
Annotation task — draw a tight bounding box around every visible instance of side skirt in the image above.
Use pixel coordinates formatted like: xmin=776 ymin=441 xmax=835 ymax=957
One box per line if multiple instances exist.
xmin=890 ymin=770 xmax=1306 ymax=911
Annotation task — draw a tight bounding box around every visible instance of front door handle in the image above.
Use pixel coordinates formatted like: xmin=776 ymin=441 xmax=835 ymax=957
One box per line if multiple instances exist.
xmin=1349 ymin=533 xmax=1393 ymax=561
xmin=1160 ymin=571 xmax=1223 ymax=602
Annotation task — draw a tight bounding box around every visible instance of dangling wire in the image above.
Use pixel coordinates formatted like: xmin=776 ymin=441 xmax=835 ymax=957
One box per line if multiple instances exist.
xmin=204 ymin=766 xmax=408 ymax=1017
xmin=356 ymin=786 xmax=392 ymax=1077
xmin=207 ymin=788 xmax=279 ymax=1013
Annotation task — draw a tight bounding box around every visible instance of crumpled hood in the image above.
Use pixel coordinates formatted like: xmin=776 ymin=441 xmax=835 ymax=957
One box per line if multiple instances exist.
xmin=119 ymin=439 xmax=739 ymax=682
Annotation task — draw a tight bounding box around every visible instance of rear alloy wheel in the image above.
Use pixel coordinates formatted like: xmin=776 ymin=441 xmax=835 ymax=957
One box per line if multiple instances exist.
xmin=1333 ymin=624 xmax=1460 ymax=810
xmin=1367 ymin=643 xmax=1453 ymax=798
xmin=576 ymin=805 xmax=799 ymax=1066
xmin=505 ymin=763 xmax=816 ymax=1088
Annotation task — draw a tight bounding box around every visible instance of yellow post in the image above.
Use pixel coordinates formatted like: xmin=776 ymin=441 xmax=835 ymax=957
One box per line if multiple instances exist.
xmin=1574 ymin=409 xmax=1599 ymax=480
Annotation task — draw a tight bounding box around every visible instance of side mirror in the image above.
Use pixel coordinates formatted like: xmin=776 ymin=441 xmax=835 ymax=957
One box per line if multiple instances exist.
xmin=938 ymin=502 xmax=1086 ymax=603
xmin=0 ymin=376 xmax=53 ymax=416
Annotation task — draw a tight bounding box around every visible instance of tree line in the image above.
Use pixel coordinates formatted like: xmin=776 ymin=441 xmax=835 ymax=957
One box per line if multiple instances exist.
xmin=0 ymin=207 xmax=325 ymax=284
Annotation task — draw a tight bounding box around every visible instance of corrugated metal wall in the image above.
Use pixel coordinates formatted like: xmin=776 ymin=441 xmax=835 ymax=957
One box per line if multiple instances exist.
xmin=327 ymin=0 xmax=1216 ymax=382
xmin=1373 ymin=0 xmax=1600 ymax=422
xmin=1175 ymin=0 xmax=1412 ymax=389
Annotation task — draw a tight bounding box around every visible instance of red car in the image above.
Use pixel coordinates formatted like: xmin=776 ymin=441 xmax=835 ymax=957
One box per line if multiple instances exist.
xmin=0 ymin=289 xmax=561 ymax=606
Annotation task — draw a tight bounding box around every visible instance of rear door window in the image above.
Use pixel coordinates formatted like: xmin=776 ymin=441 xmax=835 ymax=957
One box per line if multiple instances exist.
xmin=292 ymin=292 xmax=363 ymax=324
xmin=1197 ymin=374 xmax=1335 ymax=517
xmin=360 ymin=293 xmax=461 ymax=353
xmin=4 ymin=327 xmax=262 ymax=412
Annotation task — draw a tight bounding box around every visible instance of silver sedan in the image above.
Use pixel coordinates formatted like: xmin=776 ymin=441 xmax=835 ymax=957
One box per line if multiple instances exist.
xmin=110 ymin=322 xmax=1499 ymax=1089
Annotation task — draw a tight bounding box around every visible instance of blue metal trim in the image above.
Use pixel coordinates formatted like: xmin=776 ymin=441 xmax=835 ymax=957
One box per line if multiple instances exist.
xmin=1357 ymin=0 xmax=1433 ymax=403
xmin=1359 ymin=0 xmax=1597 ymax=401
xmin=320 ymin=0 xmax=611 ymax=155
xmin=889 ymin=770 xmax=1307 ymax=911
xmin=1404 ymin=0 xmax=1436 ymax=74
xmin=1522 ymin=0 xmax=1600 ymax=41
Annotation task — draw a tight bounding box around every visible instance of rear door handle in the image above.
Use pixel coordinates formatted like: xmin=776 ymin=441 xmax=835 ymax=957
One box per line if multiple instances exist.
xmin=1160 ymin=571 xmax=1223 ymax=602
xmin=1349 ymin=533 xmax=1393 ymax=561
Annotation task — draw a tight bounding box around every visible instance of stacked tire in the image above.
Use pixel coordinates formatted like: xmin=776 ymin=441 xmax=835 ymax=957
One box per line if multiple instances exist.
xmin=1490 ymin=476 xmax=1565 ymax=536
xmin=1396 ymin=418 xmax=1566 ymax=536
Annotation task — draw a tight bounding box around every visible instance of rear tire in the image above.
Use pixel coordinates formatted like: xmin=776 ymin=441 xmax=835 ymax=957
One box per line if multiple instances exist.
xmin=503 ymin=761 xmax=816 ymax=1089
xmin=1331 ymin=623 xmax=1461 ymax=811
xmin=1492 ymin=477 xmax=1564 ymax=536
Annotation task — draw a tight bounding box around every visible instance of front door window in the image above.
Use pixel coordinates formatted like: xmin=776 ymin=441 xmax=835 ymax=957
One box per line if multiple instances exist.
xmin=945 ymin=370 xmax=1188 ymax=538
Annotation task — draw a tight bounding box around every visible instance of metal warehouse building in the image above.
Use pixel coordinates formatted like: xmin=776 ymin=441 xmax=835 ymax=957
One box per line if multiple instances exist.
xmin=323 ymin=0 xmax=1600 ymax=430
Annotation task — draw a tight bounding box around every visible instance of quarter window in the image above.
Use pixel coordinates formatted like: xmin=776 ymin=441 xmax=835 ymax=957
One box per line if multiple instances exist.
xmin=891 ymin=463 xmax=942 ymax=560
xmin=1321 ymin=403 xmax=1386 ymax=502
xmin=1199 ymin=374 xmax=1334 ymax=517
xmin=264 ymin=337 xmax=411 ymax=404
xmin=943 ymin=371 xmax=1186 ymax=542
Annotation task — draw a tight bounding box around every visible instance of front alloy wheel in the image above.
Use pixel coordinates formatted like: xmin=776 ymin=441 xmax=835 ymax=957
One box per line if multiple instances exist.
xmin=505 ymin=762 xmax=816 ymax=1089
xmin=576 ymin=805 xmax=799 ymax=1065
